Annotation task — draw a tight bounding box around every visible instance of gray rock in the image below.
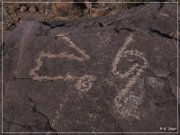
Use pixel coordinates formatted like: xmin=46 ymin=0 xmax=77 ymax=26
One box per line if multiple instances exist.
xmin=2 ymin=3 xmax=179 ymax=133
xmin=20 ymin=6 xmax=28 ymax=12
xmin=145 ymin=76 xmax=165 ymax=89
xmin=29 ymin=6 xmax=37 ymax=13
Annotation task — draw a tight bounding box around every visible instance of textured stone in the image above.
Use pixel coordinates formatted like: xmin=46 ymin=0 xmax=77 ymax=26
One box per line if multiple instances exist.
xmin=29 ymin=6 xmax=37 ymax=13
xmin=20 ymin=5 xmax=28 ymax=12
xmin=2 ymin=3 xmax=179 ymax=133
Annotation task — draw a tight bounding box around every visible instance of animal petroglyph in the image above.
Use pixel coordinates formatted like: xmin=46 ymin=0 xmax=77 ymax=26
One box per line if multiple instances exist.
xmin=29 ymin=34 xmax=96 ymax=92
xmin=112 ymin=34 xmax=148 ymax=119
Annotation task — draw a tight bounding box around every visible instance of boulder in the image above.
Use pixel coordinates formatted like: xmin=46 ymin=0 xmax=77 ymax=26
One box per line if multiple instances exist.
xmin=2 ymin=3 xmax=179 ymax=133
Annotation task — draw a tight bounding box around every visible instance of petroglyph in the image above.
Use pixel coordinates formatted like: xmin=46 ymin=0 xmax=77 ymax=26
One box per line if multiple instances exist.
xmin=75 ymin=75 xmax=96 ymax=92
xmin=52 ymin=104 xmax=62 ymax=128
xmin=112 ymin=34 xmax=148 ymax=119
xmin=29 ymin=34 xmax=96 ymax=92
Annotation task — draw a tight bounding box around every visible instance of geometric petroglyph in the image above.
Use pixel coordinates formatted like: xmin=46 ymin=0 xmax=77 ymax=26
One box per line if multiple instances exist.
xmin=112 ymin=34 xmax=148 ymax=119
xmin=29 ymin=34 xmax=96 ymax=92
xmin=75 ymin=75 xmax=96 ymax=93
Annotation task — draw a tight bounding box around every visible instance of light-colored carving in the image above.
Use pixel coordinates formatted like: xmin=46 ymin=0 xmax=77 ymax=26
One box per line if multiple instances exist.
xmin=29 ymin=34 xmax=96 ymax=91
xmin=52 ymin=104 xmax=62 ymax=128
xmin=112 ymin=34 xmax=148 ymax=119
xmin=112 ymin=34 xmax=134 ymax=77
xmin=30 ymin=34 xmax=96 ymax=128
xmin=75 ymin=75 xmax=96 ymax=92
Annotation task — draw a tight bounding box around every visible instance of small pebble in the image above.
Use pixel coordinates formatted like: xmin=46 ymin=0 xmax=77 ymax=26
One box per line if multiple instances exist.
xmin=20 ymin=6 xmax=27 ymax=12
xmin=29 ymin=6 xmax=37 ymax=13
xmin=85 ymin=1 xmax=92 ymax=9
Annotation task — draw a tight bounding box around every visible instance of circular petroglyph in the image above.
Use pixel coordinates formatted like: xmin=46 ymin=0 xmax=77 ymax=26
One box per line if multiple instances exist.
xmin=75 ymin=75 xmax=96 ymax=92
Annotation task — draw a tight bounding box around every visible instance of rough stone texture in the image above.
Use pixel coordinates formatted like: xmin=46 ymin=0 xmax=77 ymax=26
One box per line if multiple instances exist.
xmin=2 ymin=3 xmax=180 ymax=134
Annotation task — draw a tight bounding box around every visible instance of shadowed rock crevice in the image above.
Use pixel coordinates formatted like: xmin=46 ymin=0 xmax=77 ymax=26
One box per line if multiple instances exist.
xmin=158 ymin=3 xmax=164 ymax=12
xmin=150 ymin=28 xmax=178 ymax=40
xmin=4 ymin=119 xmax=46 ymax=131
xmin=27 ymin=96 xmax=57 ymax=132
xmin=114 ymin=27 xmax=136 ymax=34
xmin=42 ymin=21 xmax=66 ymax=29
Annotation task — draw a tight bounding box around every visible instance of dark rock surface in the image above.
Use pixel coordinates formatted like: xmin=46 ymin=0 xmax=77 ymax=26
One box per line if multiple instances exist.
xmin=2 ymin=3 xmax=180 ymax=134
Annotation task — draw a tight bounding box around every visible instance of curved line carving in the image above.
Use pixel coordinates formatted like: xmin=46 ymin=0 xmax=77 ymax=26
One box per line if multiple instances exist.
xmin=112 ymin=34 xmax=148 ymax=119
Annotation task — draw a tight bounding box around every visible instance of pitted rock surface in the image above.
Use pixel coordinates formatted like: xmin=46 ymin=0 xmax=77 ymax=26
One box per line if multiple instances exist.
xmin=2 ymin=3 xmax=180 ymax=134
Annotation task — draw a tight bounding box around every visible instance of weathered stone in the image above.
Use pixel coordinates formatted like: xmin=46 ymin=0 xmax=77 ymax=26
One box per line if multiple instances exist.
xmin=2 ymin=3 xmax=179 ymax=133
xmin=84 ymin=0 xmax=92 ymax=9
xmin=52 ymin=3 xmax=74 ymax=16
xmin=29 ymin=6 xmax=37 ymax=13
xmin=90 ymin=8 xmax=110 ymax=17
xmin=20 ymin=5 xmax=28 ymax=12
